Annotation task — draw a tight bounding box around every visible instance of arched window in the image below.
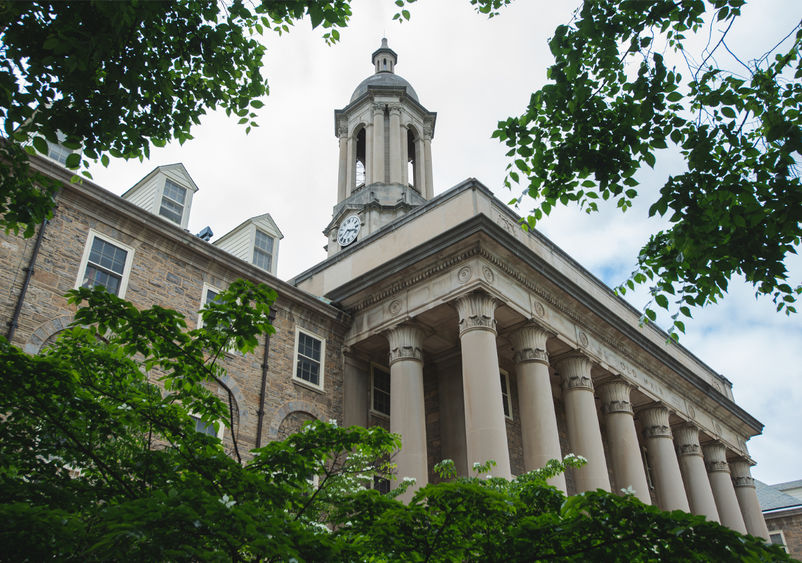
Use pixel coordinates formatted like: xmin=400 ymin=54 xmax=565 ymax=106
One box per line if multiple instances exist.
xmin=355 ymin=126 xmax=366 ymax=188
xmin=407 ymin=127 xmax=418 ymax=192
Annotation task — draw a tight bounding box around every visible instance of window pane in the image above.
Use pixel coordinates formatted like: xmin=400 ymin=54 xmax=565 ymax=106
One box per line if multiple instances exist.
xmin=299 ymin=333 xmax=321 ymax=361
xmin=255 ymin=230 xmax=274 ymax=252
xmin=253 ymin=248 xmax=272 ymax=271
xmin=296 ymin=357 xmax=320 ymax=386
xmin=89 ymin=237 xmax=127 ymax=274
xmin=159 ymin=199 xmax=183 ymax=224
xmin=163 ymin=179 xmax=186 ymax=204
xmin=205 ymin=289 xmax=219 ymax=304
xmin=191 ymin=415 xmax=217 ymax=437
xmin=83 ymin=265 xmax=121 ymax=295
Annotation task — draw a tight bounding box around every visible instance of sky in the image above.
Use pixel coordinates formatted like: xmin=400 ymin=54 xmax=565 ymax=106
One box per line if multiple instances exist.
xmin=87 ymin=0 xmax=801 ymax=485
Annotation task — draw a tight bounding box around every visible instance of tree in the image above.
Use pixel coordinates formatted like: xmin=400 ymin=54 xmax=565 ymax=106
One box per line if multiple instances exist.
xmin=0 ymin=284 xmax=791 ymax=561
xmin=0 ymin=0 xmax=353 ymax=235
xmin=493 ymin=0 xmax=802 ymax=334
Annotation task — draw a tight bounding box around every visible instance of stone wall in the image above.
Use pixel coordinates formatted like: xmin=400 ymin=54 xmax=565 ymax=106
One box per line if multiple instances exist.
xmin=766 ymin=511 xmax=802 ymax=560
xmin=0 ymin=183 xmax=347 ymax=459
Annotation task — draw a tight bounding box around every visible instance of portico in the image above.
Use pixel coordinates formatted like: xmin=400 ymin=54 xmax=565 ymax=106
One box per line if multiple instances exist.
xmin=292 ymin=40 xmax=769 ymax=534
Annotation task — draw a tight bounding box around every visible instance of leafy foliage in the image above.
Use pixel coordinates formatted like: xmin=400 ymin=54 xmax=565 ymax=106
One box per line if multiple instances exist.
xmin=0 ymin=0 xmax=356 ymax=235
xmin=0 ymin=283 xmax=790 ymax=561
xmin=494 ymin=0 xmax=802 ymax=334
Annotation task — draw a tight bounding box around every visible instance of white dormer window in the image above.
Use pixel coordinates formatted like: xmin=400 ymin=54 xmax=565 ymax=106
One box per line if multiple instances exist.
xmin=253 ymin=229 xmax=274 ymax=272
xmin=46 ymin=142 xmax=72 ymax=166
xmin=159 ymin=179 xmax=187 ymax=224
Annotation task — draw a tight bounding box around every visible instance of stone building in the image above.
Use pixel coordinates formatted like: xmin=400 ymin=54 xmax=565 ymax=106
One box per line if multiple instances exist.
xmin=0 ymin=40 xmax=770 ymax=538
xmin=757 ymin=480 xmax=802 ymax=557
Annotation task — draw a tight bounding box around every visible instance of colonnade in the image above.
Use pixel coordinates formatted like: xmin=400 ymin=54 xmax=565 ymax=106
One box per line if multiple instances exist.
xmin=381 ymin=291 xmax=769 ymax=538
xmin=337 ymin=103 xmax=434 ymax=201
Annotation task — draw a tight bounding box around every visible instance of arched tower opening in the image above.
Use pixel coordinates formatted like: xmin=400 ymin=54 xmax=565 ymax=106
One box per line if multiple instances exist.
xmin=355 ymin=126 xmax=366 ymax=189
xmin=407 ymin=126 xmax=419 ymax=192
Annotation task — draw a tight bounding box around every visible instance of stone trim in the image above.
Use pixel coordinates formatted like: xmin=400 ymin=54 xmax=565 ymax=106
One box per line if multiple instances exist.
xmin=386 ymin=324 xmax=424 ymax=365
xmin=640 ymin=406 xmax=673 ymax=439
xmin=598 ymin=380 xmax=633 ymax=415
xmin=555 ymin=354 xmax=594 ymax=392
xmin=454 ymin=292 xmax=497 ymax=336
xmin=267 ymin=400 xmax=327 ymax=441
xmin=23 ymin=314 xmax=74 ymax=354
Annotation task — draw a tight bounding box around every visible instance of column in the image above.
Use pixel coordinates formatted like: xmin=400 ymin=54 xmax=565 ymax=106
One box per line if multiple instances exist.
xmin=365 ymin=123 xmax=373 ymax=184
xmin=455 ymin=292 xmax=511 ymax=479
xmin=423 ymin=127 xmax=434 ymax=199
xmin=674 ymin=423 xmax=720 ymax=522
xmin=640 ymin=406 xmax=690 ymax=511
xmin=703 ymin=443 xmax=747 ymax=533
xmin=416 ymin=137 xmax=426 ymax=196
xmin=386 ymin=324 xmax=428 ymax=501
xmin=730 ymin=460 xmax=770 ymax=540
xmin=372 ymin=104 xmax=385 ymax=184
xmin=598 ymin=380 xmax=650 ymax=503
xmin=510 ymin=324 xmax=565 ymax=492
xmin=388 ymin=105 xmax=402 ymax=184
xmin=555 ymin=354 xmax=610 ymax=492
xmin=337 ymin=125 xmax=348 ymax=202
xmin=342 ymin=350 xmax=368 ymax=428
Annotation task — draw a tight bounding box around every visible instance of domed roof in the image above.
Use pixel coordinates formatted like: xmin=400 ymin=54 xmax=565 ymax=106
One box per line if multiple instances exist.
xmin=350 ymin=72 xmax=419 ymax=103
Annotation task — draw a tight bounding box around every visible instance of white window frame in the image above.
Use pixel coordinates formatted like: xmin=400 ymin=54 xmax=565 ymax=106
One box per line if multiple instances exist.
xmin=158 ymin=178 xmax=187 ymax=225
xmin=370 ymin=363 xmax=391 ymax=418
xmin=252 ymin=228 xmax=275 ymax=273
xmin=292 ymin=327 xmax=326 ymax=391
xmin=768 ymin=530 xmax=789 ymax=553
xmin=74 ymin=229 xmax=135 ymax=298
xmin=197 ymin=283 xmax=224 ymax=329
xmin=188 ymin=412 xmax=225 ymax=440
xmin=46 ymin=141 xmax=73 ymax=166
xmin=500 ymin=368 xmax=513 ymax=421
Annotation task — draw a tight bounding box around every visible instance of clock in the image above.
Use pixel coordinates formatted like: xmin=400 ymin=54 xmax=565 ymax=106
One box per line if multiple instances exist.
xmin=337 ymin=214 xmax=361 ymax=247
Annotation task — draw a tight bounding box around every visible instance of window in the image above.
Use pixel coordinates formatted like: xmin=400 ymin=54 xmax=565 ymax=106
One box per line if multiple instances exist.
xmin=294 ymin=328 xmax=325 ymax=389
xmin=500 ymin=369 xmax=513 ymax=420
xmin=75 ymin=230 xmax=134 ymax=297
xmin=769 ymin=531 xmax=788 ymax=553
xmin=189 ymin=414 xmax=224 ymax=440
xmin=47 ymin=142 xmax=72 ymax=166
xmin=197 ymin=284 xmax=222 ymax=329
xmin=374 ymin=476 xmax=391 ymax=494
xmin=253 ymin=229 xmax=274 ymax=272
xmin=159 ymin=179 xmax=187 ymax=224
xmin=371 ymin=364 xmax=391 ymax=417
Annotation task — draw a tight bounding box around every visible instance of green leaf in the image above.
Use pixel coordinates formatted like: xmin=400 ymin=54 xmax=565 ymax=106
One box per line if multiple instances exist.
xmin=32 ymin=137 xmax=48 ymax=155
xmin=655 ymin=294 xmax=669 ymax=309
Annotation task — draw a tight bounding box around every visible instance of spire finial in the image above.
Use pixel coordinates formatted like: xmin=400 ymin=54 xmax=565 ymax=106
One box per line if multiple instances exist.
xmin=372 ymin=38 xmax=398 ymax=74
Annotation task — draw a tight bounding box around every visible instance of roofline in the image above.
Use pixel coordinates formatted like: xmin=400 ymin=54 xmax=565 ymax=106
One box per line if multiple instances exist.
xmin=29 ymin=155 xmax=345 ymax=323
xmin=292 ymin=177 xmax=762 ymax=434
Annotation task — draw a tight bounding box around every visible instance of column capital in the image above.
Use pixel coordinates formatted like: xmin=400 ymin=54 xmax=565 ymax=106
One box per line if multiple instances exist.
xmin=423 ymin=124 xmax=433 ymax=139
xmin=337 ymin=123 xmax=349 ymax=138
xmin=386 ymin=324 xmax=424 ymax=365
xmin=388 ymin=104 xmax=402 ymax=116
xmin=702 ymin=442 xmax=731 ymax=473
xmin=639 ymin=405 xmax=672 ymax=439
xmin=554 ymin=354 xmax=594 ymax=392
xmin=729 ymin=460 xmax=756 ymax=488
xmin=510 ymin=324 xmax=549 ymax=365
xmin=372 ymin=102 xmax=385 ymax=114
xmin=674 ymin=423 xmax=703 ymax=457
xmin=598 ymin=380 xmax=633 ymax=415
xmin=454 ymin=292 xmax=497 ymax=336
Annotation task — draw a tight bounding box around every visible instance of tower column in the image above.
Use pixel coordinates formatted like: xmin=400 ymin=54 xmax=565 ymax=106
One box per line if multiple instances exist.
xmin=388 ymin=105 xmax=403 ymax=184
xmin=455 ymin=292 xmax=511 ymax=479
xmin=386 ymin=324 xmax=428 ymax=501
xmin=674 ymin=423 xmax=720 ymax=522
xmin=640 ymin=406 xmax=690 ymax=511
xmin=510 ymin=324 xmax=565 ymax=492
xmin=371 ymin=104 xmax=385 ymax=184
xmin=598 ymin=380 xmax=651 ymax=503
xmin=423 ymin=127 xmax=434 ymax=199
xmin=555 ymin=354 xmax=610 ymax=492
xmin=703 ymin=443 xmax=748 ymax=533
xmin=337 ymin=124 xmax=348 ymax=201
xmin=415 ymin=136 xmax=426 ymax=195
xmin=365 ymin=122 xmax=373 ymax=185
xmin=730 ymin=460 xmax=770 ymax=540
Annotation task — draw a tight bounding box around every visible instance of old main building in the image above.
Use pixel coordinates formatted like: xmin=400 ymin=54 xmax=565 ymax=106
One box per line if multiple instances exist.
xmin=0 ymin=40 xmax=770 ymax=539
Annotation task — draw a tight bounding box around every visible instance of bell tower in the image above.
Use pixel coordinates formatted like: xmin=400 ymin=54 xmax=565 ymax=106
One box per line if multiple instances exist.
xmin=325 ymin=39 xmax=436 ymax=256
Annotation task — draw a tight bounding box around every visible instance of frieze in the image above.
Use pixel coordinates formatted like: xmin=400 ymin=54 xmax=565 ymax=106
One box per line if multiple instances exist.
xmin=457 ymin=265 xmax=472 ymax=284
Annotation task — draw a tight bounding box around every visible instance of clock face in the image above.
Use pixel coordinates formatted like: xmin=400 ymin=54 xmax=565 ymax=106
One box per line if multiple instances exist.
xmin=337 ymin=214 xmax=361 ymax=247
